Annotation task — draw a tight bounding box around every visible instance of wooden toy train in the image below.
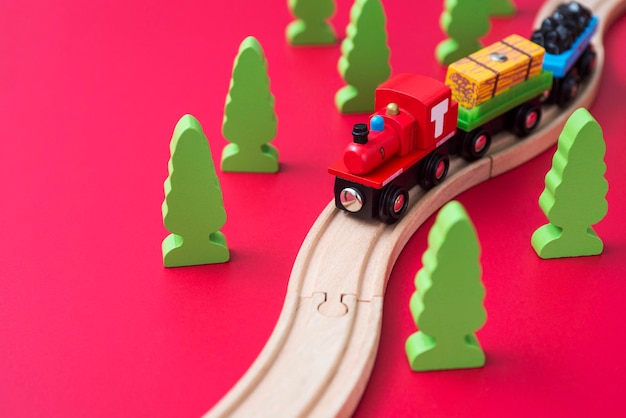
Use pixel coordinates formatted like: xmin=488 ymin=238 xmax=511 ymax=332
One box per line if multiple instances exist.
xmin=329 ymin=2 xmax=598 ymax=224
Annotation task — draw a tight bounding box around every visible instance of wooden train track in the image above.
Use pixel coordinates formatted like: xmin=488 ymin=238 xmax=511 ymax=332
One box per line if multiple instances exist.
xmin=205 ymin=1 xmax=626 ymax=416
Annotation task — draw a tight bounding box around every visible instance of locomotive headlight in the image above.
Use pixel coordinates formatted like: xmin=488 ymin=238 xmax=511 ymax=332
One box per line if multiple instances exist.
xmin=339 ymin=187 xmax=364 ymax=213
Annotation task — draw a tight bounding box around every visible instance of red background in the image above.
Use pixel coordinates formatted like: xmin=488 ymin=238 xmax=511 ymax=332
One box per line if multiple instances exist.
xmin=1 ymin=0 xmax=625 ymax=416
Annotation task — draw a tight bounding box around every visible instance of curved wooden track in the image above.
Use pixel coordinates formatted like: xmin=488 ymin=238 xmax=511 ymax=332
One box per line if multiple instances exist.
xmin=205 ymin=1 xmax=626 ymax=416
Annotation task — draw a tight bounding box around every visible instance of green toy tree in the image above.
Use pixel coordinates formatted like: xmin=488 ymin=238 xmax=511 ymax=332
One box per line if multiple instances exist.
xmin=286 ymin=0 xmax=336 ymax=45
xmin=405 ymin=201 xmax=486 ymax=371
xmin=222 ymin=36 xmax=279 ymax=173
xmin=490 ymin=0 xmax=516 ymax=16
xmin=531 ymin=108 xmax=608 ymax=259
xmin=436 ymin=0 xmax=490 ymax=65
xmin=162 ymin=114 xmax=230 ymax=267
xmin=335 ymin=0 xmax=390 ymax=114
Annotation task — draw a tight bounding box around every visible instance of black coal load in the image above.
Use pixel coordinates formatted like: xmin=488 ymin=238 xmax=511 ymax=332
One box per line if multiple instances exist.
xmin=531 ymin=2 xmax=592 ymax=54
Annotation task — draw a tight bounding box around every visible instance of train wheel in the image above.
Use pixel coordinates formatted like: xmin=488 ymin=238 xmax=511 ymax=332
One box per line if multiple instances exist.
xmin=513 ymin=103 xmax=542 ymax=137
xmin=379 ymin=185 xmax=409 ymax=224
xmin=578 ymin=45 xmax=596 ymax=79
xmin=461 ymin=129 xmax=491 ymax=161
xmin=420 ymin=153 xmax=449 ymax=190
xmin=557 ymin=72 xmax=581 ymax=107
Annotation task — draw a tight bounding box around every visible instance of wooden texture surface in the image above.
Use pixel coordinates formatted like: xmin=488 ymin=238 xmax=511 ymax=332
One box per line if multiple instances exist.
xmin=205 ymin=0 xmax=626 ymax=417
xmin=447 ymin=34 xmax=545 ymax=109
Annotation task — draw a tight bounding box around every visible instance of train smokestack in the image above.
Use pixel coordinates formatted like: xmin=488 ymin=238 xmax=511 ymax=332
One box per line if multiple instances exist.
xmin=352 ymin=123 xmax=369 ymax=144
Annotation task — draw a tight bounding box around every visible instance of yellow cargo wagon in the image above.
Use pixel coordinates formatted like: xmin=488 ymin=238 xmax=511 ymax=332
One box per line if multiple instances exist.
xmin=445 ymin=34 xmax=545 ymax=109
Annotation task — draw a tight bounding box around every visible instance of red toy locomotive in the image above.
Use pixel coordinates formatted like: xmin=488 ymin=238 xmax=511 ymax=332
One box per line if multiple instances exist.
xmin=328 ymin=74 xmax=458 ymax=224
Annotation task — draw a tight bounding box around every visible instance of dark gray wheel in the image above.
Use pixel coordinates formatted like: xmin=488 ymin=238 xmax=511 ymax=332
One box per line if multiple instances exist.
xmin=461 ymin=128 xmax=491 ymax=161
xmin=420 ymin=152 xmax=449 ymax=190
xmin=578 ymin=45 xmax=596 ymax=79
xmin=557 ymin=72 xmax=581 ymax=107
xmin=513 ymin=103 xmax=542 ymax=137
xmin=378 ymin=185 xmax=409 ymax=224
